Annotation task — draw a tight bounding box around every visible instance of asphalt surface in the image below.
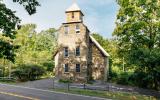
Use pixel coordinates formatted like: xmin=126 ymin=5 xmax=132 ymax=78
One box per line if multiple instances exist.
xmin=0 ymin=83 xmax=108 ymax=100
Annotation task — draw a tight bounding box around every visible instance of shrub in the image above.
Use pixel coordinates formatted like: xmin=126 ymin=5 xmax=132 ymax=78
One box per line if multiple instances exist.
xmin=12 ymin=64 xmax=45 ymax=81
xmin=117 ymin=72 xmax=130 ymax=85
xmin=59 ymin=79 xmax=72 ymax=83
xmin=129 ymin=71 xmax=153 ymax=89
xmin=42 ymin=61 xmax=54 ymax=72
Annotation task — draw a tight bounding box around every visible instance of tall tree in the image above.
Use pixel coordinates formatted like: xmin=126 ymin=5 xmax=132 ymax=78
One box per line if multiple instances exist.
xmin=0 ymin=0 xmax=40 ymax=62
xmin=14 ymin=24 xmax=57 ymax=70
xmin=114 ymin=0 xmax=160 ymax=89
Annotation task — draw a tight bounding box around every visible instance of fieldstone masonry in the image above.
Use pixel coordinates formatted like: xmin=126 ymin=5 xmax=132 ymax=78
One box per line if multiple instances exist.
xmin=54 ymin=3 xmax=109 ymax=83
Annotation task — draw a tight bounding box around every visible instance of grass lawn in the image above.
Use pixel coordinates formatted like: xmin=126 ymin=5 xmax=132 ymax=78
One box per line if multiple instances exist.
xmin=53 ymin=88 xmax=159 ymax=100
xmin=0 ymin=80 xmax=18 ymax=84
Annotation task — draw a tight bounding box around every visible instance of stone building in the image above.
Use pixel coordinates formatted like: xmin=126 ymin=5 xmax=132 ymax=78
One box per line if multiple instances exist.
xmin=54 ymin=3 xmax=110 ymax=83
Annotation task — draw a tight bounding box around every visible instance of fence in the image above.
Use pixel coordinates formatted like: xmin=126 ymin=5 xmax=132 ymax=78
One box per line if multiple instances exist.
xmin=52 ymin=80 xmax=134 ymax=93
xmin=0 ymin=77 xmax=15 ymax=81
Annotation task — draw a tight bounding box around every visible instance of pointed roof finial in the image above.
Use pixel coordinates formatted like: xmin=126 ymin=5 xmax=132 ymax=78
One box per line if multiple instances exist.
xmin=66 ymin=2 xmax=81 ymax=12
xmin=65 ymin=2 xmax=84 ymax=16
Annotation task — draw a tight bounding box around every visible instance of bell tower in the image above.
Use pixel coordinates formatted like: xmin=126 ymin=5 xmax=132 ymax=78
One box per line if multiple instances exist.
xmin=65 ymin=3 xmax=84 ymax=23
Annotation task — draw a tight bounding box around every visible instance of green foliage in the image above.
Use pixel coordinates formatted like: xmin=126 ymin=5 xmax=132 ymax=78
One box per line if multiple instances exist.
xmin=114 ymin=0 xmax=160 ymax=90
xmin=0 ymin=0 xmax=39 ymax=62
xmin=14 ymin=24 xmax=57 ymax=66
xmin=117 ymin=72 xmax=131 ymax=85
xmin=55 ymin=88 xmax=157 ymax=100
xmin=42 ymin=61 xmax=54 ymax=72
xmin=12 ymin=0 xmax=40 ymax=15
xmin=7 ymin=24 xmax=57 ymax=80
xmin=12 ymin=64 xmax=45 ymax=81
xmin=59 ymin=79 xmax=72 ymax=83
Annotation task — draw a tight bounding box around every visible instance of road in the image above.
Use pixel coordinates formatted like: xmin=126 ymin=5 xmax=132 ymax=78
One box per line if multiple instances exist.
xmin=0 ymin=83 xmax=108 ymax=100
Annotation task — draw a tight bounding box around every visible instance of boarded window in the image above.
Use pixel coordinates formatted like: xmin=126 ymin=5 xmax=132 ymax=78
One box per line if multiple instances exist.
xmin=76 ymin=64 xmax=80 ymax=72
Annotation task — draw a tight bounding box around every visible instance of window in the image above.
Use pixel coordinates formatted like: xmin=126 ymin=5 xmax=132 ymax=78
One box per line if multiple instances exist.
xmin=64 ymin=26 xmax=69 ymax=34
xmin=64 ymin=64 xmax=69 ymax=72
xmin=80 ymin=15 xmax=83 ymax=21
xmin=75 ymin=24 xmax=80 ymax=34
xmin=76 ymin=64 xmax=80 ymax=72
xmin=64 ymin=47 xmax=69 ymax=57
xmin=72 ymin=12 xmax=74 ymax=19
xmin=76 ymin=24 xmax=80 ymax=30
xmin=76 ymin=46 xmax=80 ymax=56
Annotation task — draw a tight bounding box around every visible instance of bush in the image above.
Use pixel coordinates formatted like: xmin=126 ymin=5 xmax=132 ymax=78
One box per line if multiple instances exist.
xmin=59 ymin=79 xmax=72 ymax=83
xmin=12 ymin=64 xmax=45 ymax=81
xmin=42 ymin=61 xmax=54 ymax=72
xmin=117 ymin=72 xmax=131 ymax=85
xmin=108 ymin=71 xmax=118 ymax=82
xmin=129 ymin=71 xmax=153 ymax=89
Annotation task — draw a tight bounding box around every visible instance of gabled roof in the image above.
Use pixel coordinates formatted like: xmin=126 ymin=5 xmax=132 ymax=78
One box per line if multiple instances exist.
xmin=66 ymin=3 xmax=81 ymax=12
xmin=89 ymin=35 xmax=110 ymax=57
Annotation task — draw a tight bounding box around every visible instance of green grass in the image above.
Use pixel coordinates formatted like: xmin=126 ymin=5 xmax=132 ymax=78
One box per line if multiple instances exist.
xmin=0 ymin=80 xmax=17 ymax=84
xmin=53 ymin=88 xmax=159 ymax=100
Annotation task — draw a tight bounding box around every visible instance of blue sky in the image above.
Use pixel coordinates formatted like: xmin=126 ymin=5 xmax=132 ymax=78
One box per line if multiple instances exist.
xmin=3 ymin=0 xmax=119 ymax=38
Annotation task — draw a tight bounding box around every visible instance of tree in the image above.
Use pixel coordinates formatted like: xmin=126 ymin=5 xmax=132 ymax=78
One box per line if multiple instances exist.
xmin=0 ymin=0 xmax=40 ymax=62
xmin=13 ymin=24 xmax=56 ymax=75
xmin=114 ymin=0 xmax=160 ymax=90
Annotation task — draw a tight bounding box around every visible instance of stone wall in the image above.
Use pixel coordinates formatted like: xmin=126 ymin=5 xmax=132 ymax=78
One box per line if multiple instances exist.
xmin=55 ymin=22 xmax=89 ymax=83
xmin=66 ymin=11 xmax=83 ymax=23
xmin=91 ymin=42 xmax=107 ymax=81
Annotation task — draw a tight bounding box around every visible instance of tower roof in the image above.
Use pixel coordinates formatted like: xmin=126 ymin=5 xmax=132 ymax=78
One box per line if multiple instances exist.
xmin=66 ymin=3 xmax=81 ymax=12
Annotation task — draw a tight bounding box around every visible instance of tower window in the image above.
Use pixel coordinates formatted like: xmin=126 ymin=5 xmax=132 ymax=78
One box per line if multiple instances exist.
xmin=75 ymin=24 xmax=80 ymax=34
xmin=64 ymin=47 xmax=69 ymax=57
xmin=64 ymin=64 xmax=69 ymax=72
xmin=76 ymin=24 xmax=80 ymax=30
xmin=76 ymin=46 xmax=80 ymax=56
xmin=76 ymin=64 xmax=80 ymax=72
xmin=72 ymin=12 xmax=74 ymax=19
xmin=64 ymin=26 xmax=69 ymax=34
xmin=80 ymin=15 xmax=83 ymax=21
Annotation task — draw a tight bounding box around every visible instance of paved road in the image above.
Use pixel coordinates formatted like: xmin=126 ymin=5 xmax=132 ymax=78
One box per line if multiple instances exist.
xmin=0 ymin=83 xmax=108 ymax=100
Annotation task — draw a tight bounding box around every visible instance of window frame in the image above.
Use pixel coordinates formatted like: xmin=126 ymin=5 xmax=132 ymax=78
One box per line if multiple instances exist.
xmin=72 ymin=12 xmax=74 ymax=19
xmin=75 ymin=46 xmax=80 ymax=56
xmin=64 ymin=47 xmax=69 ymax=57
xmin=64 ymin=64 xmax=69 ymax=73
xmin=64 ymin=26 xmax=69 ymax=34
xmin=75 ymin=24 xmax=80 ymax=34
xmin=76 ymin=64 xmax=81 ymax=73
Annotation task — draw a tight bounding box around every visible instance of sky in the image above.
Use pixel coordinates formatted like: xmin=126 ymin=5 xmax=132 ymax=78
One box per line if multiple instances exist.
xmin=3 ymin=0 xmax=119 ymax=38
